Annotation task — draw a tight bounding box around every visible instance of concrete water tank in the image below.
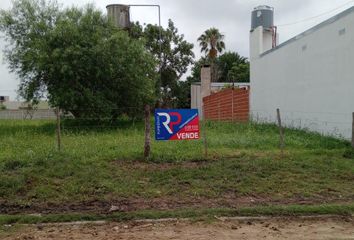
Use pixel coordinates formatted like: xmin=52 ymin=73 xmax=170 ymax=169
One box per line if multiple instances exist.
xmin=106 ymin=4 xmax=131 ymax=29
xmin=251 ymin=5 xmax=274 ymax=31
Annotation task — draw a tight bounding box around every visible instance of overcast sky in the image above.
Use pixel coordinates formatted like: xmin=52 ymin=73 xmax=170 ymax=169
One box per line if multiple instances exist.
xmin=1 ymin=0 xmax=354 ymax=99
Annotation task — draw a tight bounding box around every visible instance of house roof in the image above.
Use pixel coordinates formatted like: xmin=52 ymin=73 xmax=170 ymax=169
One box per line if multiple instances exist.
xmin=191 ymin=82 xmax=250 ymax=87
xmin=261 ymin=5 xmax=354 ymax=57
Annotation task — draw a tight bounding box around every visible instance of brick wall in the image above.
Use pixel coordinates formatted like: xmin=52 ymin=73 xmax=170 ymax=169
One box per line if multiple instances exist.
xmin=203 ymin=87 xmax=249 ymax=122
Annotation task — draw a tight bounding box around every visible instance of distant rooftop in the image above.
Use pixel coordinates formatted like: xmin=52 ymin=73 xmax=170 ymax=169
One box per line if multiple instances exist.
xmin=191 ymin=82 xmax=250 ymax=87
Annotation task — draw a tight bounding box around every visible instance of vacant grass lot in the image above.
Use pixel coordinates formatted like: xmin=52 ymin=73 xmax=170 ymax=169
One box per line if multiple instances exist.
xmin=0 ymin=119 xmax=353 ymax=214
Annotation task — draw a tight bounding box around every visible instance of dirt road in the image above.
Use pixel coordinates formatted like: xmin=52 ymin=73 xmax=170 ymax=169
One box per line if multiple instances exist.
xmin=2 ymin=216 xmax=353 ymax=240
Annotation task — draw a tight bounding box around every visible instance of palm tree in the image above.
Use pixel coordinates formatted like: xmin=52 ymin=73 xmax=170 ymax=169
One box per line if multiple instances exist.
xmin=198 ymin=28 xmax=225 ymax=59
xmin=198 ymin=28 xmax=225 ymax=82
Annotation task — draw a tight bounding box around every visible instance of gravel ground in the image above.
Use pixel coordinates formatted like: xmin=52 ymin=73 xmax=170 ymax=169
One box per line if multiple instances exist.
xmin=2 ymin=216 xmax=354 ymax=240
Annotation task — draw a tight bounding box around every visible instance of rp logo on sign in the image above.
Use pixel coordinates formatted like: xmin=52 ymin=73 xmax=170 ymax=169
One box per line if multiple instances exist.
xmin=155 ymin=109 xmax=200 ymax=141
xmin=156 ymin=112 xmax=182 ymax=134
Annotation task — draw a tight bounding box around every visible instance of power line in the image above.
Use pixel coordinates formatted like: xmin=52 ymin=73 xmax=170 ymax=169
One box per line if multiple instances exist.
xmin=278 ymin=0 xmax=354 ymax=27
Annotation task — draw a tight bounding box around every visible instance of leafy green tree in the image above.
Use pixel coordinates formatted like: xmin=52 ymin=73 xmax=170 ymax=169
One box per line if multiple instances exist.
xmin=198 ymin=28 xmax=225 ymax=59
xmin=228 ymin=62 xmax=250 ymax=83
xmin=216 ymin=52 xmax=248 ymax=82
xmin=0 ymin=0 xmax=60 ymax=104
xmin=189 ymin=52 xmax=249 ymax=84
xmin=177 ymin=57 xmax=210 ymax=109
xmin=130 ymin=20 xmax=194 ymax=108
xmin=186 ymin=57 xmax=209 ymax=83
xmin=0 ymin=0 xmax=157 ymax=119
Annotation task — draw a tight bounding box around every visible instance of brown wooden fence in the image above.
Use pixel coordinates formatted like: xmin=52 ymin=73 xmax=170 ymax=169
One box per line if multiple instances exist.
xmin=203 ymin=87 xmax=249 ymax=122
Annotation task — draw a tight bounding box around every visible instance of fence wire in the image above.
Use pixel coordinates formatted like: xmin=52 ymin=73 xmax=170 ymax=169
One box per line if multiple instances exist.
xmin=0 ymin=107 xmax=353 ymax=162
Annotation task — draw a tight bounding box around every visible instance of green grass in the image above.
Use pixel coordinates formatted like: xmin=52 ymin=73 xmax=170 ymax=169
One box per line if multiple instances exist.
xmin=0 ymin=119 xmax=353 ymax=212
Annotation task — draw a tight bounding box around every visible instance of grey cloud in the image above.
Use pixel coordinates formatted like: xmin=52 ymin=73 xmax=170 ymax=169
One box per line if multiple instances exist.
xmin=1 ymin=0 xmax=353 ymax=96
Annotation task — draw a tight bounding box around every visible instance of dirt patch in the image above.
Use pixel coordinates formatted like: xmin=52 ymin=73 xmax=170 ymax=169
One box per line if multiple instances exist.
xmin=2 ymin=216 xmax=353 ymax=240
xmin=2 ymin=195 xmax=353 ymax=215
xmin=1 ymin=196 xmax=352 ymax=215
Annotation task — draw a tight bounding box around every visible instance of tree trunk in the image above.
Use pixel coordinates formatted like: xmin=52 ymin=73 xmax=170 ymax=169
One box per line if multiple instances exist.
xmin=210 ymin=61 xmax=218 ymax=82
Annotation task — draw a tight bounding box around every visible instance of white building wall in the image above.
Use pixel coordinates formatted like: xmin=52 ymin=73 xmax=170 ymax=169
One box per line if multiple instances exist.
xmin=251 ymin=8 xmax=354 ymax=139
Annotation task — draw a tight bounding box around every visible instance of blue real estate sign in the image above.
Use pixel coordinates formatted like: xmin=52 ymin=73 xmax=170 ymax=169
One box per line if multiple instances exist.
xmin=155 ymin=109 xmax=200 ymax=141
